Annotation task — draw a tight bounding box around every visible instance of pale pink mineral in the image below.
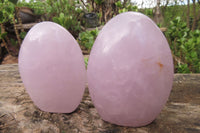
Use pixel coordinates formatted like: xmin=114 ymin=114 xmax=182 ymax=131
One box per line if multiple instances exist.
xmin=87 ymin=12 xmax=174 ymax=127
xmin=19 ymin=22 xmax=86 ymax=113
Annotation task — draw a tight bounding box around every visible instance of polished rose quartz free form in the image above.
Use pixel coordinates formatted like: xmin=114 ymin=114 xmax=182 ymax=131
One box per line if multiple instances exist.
xmin=87 ymin=12 xmax=174 ymax=127
xmin=19 ymin=22 xmax=86 ymax=113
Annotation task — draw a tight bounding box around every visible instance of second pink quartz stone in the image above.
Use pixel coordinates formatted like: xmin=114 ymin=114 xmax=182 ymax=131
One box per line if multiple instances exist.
xmin=19 ymin=22 xmax=86 ymax=113
xmin=87 ymin=12 xmax=174 ymax=127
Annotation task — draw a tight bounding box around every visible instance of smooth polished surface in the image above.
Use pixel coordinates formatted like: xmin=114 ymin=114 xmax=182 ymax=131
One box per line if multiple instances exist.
xmin=87 ymin=12 xmax=174 ymax=127
xmin=19 ymin=22 xmax=86 ymax=113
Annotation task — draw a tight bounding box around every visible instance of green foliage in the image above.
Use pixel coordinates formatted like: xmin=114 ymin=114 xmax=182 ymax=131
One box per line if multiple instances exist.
xmin=0 ymin=0 xmax=15 ymax=43
xmin=53 ymin=12 xmax=81 ymax=36
xmin=18 ymin=0 xmax=83 ymax=37
xmin=47 ymin=0 xmax=83 ymax=37
xmin=161 ymin=5 xmax=186 ymax=27
xmin=8 ymin=0 xmax=18 ymax=4
xmin=115 ymin=1 xmax=138 ymax=13
xmin=143 ymin=8 xmax=153 ymax=17
xmin=0 ymin=0 xmax=15 ymax=23
xmin=94 ymin=0 xmax=104 ymax=5
xmin=115 ymin=1 xmax=123 ymax=8
xmin=84 ymin=57 xmax=88 ymax=69
xmin=161 ymin=4 xmax=200 ymax=28
xmin=20 ymin=31 xmax=27 ymax=39
xmin=78 ymin=28 xmax=99 ymax=50
xmin=166 ymin=17 xmax=200 ymax=73
xmin=10 ymin=38 xmax=17 ymax=46
xmin=0 ymin=27 xmax=7 ymax=40
xmin=17 ymin=0 xmax=49 ymax=15
xmin=126 ymin=4 xmax=138 ymax=12
xmin=118 ymin=8 xmax=129 ymax=13
xmin=176 ymin=63 xmax=190 ymax=73
xmin=157 ymin=23 xmax=162 ymax=28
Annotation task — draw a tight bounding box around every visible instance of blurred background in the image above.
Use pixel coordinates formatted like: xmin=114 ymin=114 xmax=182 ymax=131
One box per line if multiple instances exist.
xmin=0 ymin=0 xmax=200 ymax=73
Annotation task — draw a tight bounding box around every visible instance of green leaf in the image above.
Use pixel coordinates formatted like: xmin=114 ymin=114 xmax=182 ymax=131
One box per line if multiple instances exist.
xmin=59 ymin=12 xmax=65 ymax=18
xmin=115 ymin=1 xmax=122 ymax=8
xmin=191 ymin=52 xmax=197 ymax=58
xmin=177 ymin=63 xmax=190 ymax=73
xmin=0 ymin=32 xmax=7 ymax=39
xmin=20 ymin=31 xmax=27 ymax=39
xmin=84 ymin=57 xmax=88 ymax=68
xmin=94 ymin=0 xmax=104 ymax=5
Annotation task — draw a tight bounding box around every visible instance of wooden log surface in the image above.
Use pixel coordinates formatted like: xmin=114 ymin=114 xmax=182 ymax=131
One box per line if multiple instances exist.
xmin=15 ymin=23 xmax=38 ymax=30
xmin=0 ymin=64 xmax=199 ymax=133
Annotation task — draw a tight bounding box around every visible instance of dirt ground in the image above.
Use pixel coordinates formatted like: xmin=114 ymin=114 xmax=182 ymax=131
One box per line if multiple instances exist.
xmin=1 ymin=55 xmax=18 ymax=65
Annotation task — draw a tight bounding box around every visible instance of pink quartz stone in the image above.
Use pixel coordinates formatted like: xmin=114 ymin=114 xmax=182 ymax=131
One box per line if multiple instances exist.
xmin=19 ymin=21 xmax=86 ymax=113
xmin=87 ymin=12 xmax=174 ymax=127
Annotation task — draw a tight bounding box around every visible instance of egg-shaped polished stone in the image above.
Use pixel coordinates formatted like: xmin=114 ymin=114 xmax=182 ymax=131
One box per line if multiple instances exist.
xmin=19 ymin=21 xmax=86 ymax=113
xmin=87 ymin=12 xmax=174 ymax=127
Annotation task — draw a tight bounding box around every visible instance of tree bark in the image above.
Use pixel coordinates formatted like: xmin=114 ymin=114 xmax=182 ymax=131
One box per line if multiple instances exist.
xmin=0 ymin=24 xmax=12 ymax=55
xmin=187 ymin=0 xmax=190 ymax=28
xmin=163 ymin=0 xmax=169 ymax=10
xmin=103 ymin=0 xmax=119 ymax=22
xmin=123 ymin=0 xmax=128 ymax=7
xmin=87 ymin=0 xmax=119 ymax=23
xmin=192 ymin=0 xmax=197 ymax=30
xmin=154 ymin=0 xmax=163 ymax=24
xmin=12 ymin=17 xmax=22 ymax=46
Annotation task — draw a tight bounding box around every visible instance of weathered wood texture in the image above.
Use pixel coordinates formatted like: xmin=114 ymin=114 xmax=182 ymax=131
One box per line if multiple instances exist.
xmin=0 ymin=64 xmax=200 ymax=133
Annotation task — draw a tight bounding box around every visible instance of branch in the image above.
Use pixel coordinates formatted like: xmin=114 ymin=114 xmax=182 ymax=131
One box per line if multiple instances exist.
xmin=164 ymin=0 xmax=169 ymax=9
xmin=192 ymin=0 xmax=197 ymax=31
xmin=12 ymin=17 xmax=22 ymax=46
xmin=0 ymin=23 xmax=12 ymax=55
xmin=80 ymin=0 xmax=86 ymax=7
xmin=123 ymin=0 xmax=128 ymax=7
xmin=78 ymin=0 xmax=88 ymax=13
